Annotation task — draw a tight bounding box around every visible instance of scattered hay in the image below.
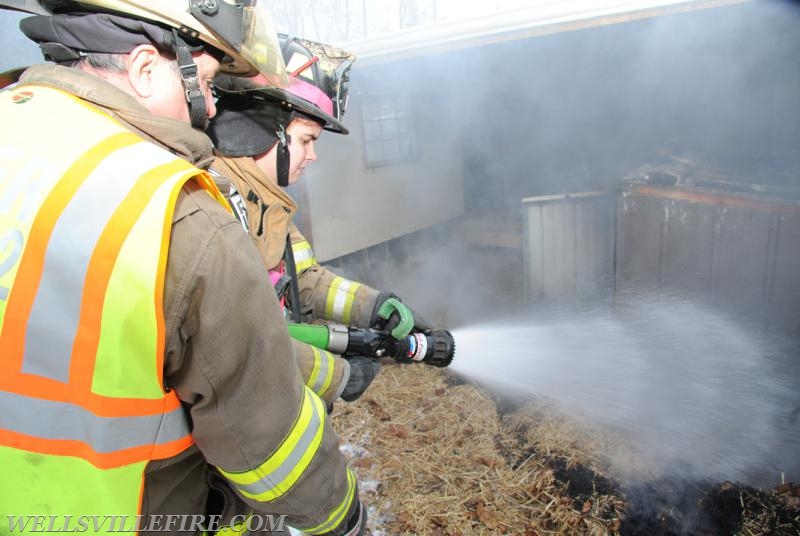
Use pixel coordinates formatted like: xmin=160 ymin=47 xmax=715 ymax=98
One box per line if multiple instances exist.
xmin=332 ymin=364 xmax=624 ymax=535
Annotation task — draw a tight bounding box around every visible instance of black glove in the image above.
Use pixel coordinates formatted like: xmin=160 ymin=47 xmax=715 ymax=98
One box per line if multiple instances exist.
xmin=339 ymin=499 xmax=367 ymax=536
xmin=205 ymin=468 xmax=250 ymax=525
xmin=340 ymin=357 xmax=380 ymax=402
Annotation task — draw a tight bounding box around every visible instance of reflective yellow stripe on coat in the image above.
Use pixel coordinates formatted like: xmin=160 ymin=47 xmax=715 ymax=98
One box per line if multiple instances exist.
xmin=307 ymin=347 xmax=336 ymax=398
xmin=219 ymin=387 xmax=326 ymax=502
xmin=0 ymin=85 xmax=219 ymax=532
xmin=292 ymin=239 xmax=317 ymax=274
xmin=324 ymin=276 xmax=362 ymax=325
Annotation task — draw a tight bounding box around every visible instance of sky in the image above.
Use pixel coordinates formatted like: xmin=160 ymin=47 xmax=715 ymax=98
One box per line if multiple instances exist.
xmin=0 ymin=10 xmax=41 ymax=73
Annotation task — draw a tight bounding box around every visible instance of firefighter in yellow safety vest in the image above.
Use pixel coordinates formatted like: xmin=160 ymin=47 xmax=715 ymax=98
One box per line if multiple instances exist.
xmin=207 ymin=35 xmax=432 ymax=406
xmin=0 ymin=1 xmax=365 ymax=535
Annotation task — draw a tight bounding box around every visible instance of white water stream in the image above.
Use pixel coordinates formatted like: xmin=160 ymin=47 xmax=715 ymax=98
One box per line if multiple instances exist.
xmin=450 ymin=296 xmax=800 ymax=486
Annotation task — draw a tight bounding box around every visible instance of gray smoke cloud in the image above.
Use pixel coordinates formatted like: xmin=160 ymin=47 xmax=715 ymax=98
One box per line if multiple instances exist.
xmin=348 ymin=0 xmax=800 ymax=210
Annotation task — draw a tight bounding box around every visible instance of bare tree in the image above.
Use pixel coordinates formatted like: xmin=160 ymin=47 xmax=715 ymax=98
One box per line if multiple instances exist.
xmin=398 ymin=0 xmax=439 ymax=30
xmin=269 ymin=0 xmax=310 ymax=36
xmin=270 ymin=0 xmax=441 ymax=42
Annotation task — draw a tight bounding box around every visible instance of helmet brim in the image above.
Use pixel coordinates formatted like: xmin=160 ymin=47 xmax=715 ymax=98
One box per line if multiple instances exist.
xmin=257 ymin=86 xmax=349 ymax=135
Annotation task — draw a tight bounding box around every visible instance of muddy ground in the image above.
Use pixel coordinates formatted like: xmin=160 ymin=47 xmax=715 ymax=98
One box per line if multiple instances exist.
xmin=331 ymin=365 xmax=800 ymax=536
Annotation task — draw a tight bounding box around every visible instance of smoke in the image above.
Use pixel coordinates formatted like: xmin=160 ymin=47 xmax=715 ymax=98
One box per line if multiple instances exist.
xmin=450 ymin=294 xmax=800 ymax=488
xmin=354 ymin=0 xmax=800 ymax=207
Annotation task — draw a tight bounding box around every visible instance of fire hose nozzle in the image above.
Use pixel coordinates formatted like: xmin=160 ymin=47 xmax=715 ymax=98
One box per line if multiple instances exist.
xmin=401 ymin=330 xmax=455 ymax=367
xmin=287 ymin=323 xmax=455 ymax=367
xmin=339 ymin=327 xmax=455 ymax=367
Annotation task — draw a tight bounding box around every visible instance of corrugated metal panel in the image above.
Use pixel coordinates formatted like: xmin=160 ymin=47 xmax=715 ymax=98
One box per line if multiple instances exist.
xmin=770 ymin=215 xmax=800 ymax=336
xmin=614 ymin=193 xmax=665 ymax=290
xmin=616 ymin=183 xmax=800 ymax=336
xmin=523 ymin=192 xmax=614 ymax=303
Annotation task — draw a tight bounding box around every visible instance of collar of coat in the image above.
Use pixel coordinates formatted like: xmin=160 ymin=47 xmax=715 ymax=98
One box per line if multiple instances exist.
xmin=212 ymin=155 xmax=298 ymax=270
xmin=19 ymin=64 xmax=216 ymax=169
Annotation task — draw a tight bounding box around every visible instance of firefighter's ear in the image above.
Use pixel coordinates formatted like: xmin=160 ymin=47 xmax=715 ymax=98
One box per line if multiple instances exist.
xmin=126 ymin=44 xmax=161 ymax=98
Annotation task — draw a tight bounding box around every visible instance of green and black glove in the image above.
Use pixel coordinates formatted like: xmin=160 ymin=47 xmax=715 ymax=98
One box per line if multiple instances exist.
xmin=370 ymin=292 xmax=431 ymax=340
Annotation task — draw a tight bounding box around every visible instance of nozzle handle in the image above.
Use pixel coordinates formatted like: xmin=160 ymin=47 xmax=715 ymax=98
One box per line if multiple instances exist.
xmin=376 ymin=297 xmax=414 ymax=339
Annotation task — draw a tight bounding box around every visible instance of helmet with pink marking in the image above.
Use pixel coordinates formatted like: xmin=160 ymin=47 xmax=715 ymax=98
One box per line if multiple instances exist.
xmin=209 ymin=34 xmax=355 ymax=185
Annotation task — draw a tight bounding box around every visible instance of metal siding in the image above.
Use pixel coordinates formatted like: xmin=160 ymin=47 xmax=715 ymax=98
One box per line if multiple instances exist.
xmin=710 ymin=208 xmax=773 ymax=319
xmin=661 ymin=201 xmax=716 ymax=294
xmin=542 ymin=202 xmax=577 ymax=299
xmin=615 ymin=192 xmax=665 ymax=293
xmin=576 ymin=198 xmax=615 ymax=297
xmin=525 ymin=204 xmax=545 ymax=299
xmin=523 ymin=193 xmax=614 ymax=304
xmin=614 ymin=184 xmax=800 ymax=337
xmin=770 ymin=215 xmax=800 ymax=337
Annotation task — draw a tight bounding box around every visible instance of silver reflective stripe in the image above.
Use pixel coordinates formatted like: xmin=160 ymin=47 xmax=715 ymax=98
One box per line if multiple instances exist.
xmin=310 ymin=347 xmax=331 ymax=394
xmin=292 ymin=244 xmax=315 ymax=270
xmin=0 ymin=391 xmax=190 ymax=453
xmin=22 ymin=143 xmax=176 ymax=382
xmin=235 ymin=394 xmax=323 ymax=497
xmin=332 ymin=279 xmax=356 ymax=320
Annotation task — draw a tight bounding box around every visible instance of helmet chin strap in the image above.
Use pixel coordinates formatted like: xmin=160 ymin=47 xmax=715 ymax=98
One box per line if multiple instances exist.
xmin=171 ymin=30 xmax=207 ymax=130
xmin=275 ymin=124 xmax=292 ymax=187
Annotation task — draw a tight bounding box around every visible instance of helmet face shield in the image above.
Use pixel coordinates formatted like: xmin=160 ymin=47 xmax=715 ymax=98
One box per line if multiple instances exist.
xmin=189 ymin=0 xmax=287 ymax=87
xmin=213 ymin=35 xmax=355 ymax=133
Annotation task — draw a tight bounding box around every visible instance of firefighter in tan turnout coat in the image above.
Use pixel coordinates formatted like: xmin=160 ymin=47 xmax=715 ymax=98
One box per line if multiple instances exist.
xmin=208 ymin=35 xmax=431 ymax=406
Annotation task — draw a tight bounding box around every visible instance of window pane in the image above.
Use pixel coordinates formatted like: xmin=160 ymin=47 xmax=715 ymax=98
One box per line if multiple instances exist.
xmin=381 ymin=118 xmax=397 ymax=138
xmin=366 ymin=141 xmax=382 ymax=162
xmin=383 ymin=139 xmax=399 ymax=161
xmin=399 ymin=138 xmax=412 ymax=157
xmin=364 ymin=120 xmax=381 ymax=140
xmin=396 ymin=117 xmax=410 ymax=136
xmin=362 ymin=99 xmax=378 ymax=119
xmin=378 ymin=102 xmax=395 ymax=119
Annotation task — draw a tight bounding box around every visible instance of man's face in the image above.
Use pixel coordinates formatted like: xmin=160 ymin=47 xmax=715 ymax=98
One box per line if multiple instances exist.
xmin=148 ymin=50 xmax=220 ymax=124
xmin=254 ymin=116 xmax=323 ymax=185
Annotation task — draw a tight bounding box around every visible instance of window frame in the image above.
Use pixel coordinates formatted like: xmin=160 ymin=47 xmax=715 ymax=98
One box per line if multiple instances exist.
xmin=359 ymin=91 xmax=415 ymax=168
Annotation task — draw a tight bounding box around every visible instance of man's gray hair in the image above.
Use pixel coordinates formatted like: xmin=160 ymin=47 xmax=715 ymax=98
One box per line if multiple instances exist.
xmin=67 ymin=52 xmax=128 ymax=73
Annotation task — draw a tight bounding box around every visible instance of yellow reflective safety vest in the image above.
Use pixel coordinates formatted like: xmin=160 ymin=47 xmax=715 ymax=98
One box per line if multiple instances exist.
xmin=0 ymin=85 xmax=226 ymax=532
